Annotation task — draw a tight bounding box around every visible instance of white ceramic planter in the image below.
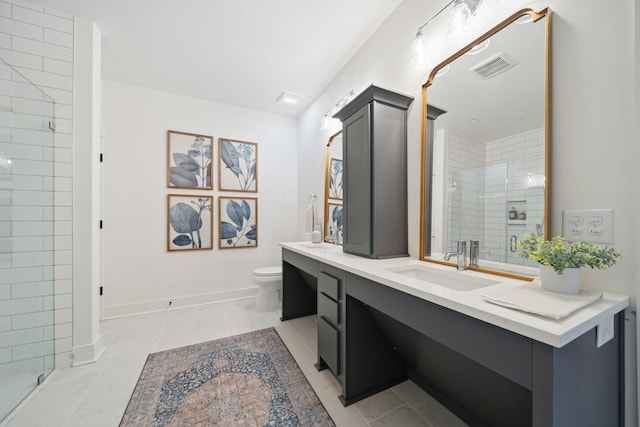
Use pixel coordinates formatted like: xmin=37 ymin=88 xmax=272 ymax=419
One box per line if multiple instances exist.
xmin=540 ymin=265 xmax=581 ymax=294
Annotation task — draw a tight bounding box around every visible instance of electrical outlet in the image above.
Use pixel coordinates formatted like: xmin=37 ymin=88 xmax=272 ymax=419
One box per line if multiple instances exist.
xmin=596 ymin=316 xmax=614 ymax=348
xmin=562 ymin=209 xmax=614 ymax=244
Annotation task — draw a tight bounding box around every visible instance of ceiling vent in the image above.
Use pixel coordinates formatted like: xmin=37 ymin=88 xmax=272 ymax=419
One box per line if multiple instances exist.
xmin=469 ymin=51 xmax=518 ymax=79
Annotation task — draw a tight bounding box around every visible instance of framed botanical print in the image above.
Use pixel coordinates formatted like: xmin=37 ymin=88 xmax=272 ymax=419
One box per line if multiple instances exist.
xmin=327 ymin=203 xmax=343 ymax=243
xmin=219 ymin=197 xmax=257 ymax=249
xmin=167 ymin=194 xmax=213 ymax=251
xmin=219 ymin=138 xmax=258 ymax=192
xmin=168 ymin=130 xmax=213 ymax=189
xmin=329 ymin=158 xmax=343 ymax=200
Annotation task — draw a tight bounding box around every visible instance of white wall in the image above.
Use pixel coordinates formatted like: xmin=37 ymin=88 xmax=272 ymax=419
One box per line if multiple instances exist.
xmin=297 ymin=0 xmax=638 ymax=424
xmin=101 ymin=81 xmax=298 ymax=317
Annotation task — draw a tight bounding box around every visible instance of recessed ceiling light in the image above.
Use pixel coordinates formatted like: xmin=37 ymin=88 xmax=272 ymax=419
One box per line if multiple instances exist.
xmin=276 ymin=91 xmax=300 ymax=105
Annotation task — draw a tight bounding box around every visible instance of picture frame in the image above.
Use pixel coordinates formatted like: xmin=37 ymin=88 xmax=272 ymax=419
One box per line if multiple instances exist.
xmin=218 ymin=197 xmax=257 ymax=249
xmin=329 ymin=158 xmax=343 ymax=200
xmin=167 ymin=194 xmax=213 ymax=251
xmin=167 ymin=130 xmax=213 ymax=190
xmin=327 ymin=203 xmax=343 ymax=243
xmin=218 ymin=138 xmax=258 ymax=192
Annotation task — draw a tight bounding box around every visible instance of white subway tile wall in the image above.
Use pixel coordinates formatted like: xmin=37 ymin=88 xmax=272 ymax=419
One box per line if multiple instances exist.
xmin=0 ymin=0 xmax=74 ymax=418
xmin=444 ymin=128 xmax=544 ymax=265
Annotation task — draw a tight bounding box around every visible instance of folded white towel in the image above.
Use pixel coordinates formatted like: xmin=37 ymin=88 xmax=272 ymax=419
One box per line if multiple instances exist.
xmin=482 ymin=284 xmax=602 ymax=320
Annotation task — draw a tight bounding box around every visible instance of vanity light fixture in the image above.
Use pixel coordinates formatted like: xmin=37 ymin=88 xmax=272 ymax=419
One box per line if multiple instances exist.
xmin=410 ymin=30 xmax=429 ymax=67
xmin=410 ymin=0 xmax=483 ymax=67
xmin=276 ymin=91 xmax=300 ymax=105
xmin=320 ymin=90 xmax=355 ymax=133
xmin=448 ymin=0 xmax=482 ymax=37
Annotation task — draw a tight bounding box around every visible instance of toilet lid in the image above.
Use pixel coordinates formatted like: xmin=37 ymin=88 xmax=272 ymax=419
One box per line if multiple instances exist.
xmin=254 ymin=266 xmax=282 ymax=277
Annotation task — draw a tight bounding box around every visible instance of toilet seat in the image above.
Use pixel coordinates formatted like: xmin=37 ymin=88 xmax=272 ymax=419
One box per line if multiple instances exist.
xmin=253 ymin=266 xmax=282 ymax=277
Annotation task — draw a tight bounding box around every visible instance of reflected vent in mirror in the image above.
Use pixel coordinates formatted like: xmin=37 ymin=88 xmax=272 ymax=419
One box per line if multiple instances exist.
xmin=469 ymin=51 xmax=518 ymax=79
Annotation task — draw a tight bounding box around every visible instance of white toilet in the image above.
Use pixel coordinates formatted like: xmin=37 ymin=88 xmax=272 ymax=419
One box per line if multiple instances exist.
xmin=252 ymin=266 xmax=283 ymax=311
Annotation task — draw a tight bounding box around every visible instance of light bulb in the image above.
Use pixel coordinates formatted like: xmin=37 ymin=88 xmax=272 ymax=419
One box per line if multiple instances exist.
xmin=410 ymin=31 xmax=428 ymax=68
xmin=320 ymin=114 xmax=331 ymax=134
xmin=447 ymin=0 xmax=482 ymax=40
xmin=449 ymin=1 xmax=472 ymax=29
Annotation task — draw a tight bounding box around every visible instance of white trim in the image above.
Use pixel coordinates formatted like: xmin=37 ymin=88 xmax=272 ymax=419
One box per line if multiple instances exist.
xmin=72 ymin=335 xmax=105 ymax=366
xmin=102 ymin=287 xmax=258 ymax=319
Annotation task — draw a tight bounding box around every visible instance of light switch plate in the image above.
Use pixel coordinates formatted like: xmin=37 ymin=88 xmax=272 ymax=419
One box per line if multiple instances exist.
xmin=562 ymin=209 xmax=614 ymax=244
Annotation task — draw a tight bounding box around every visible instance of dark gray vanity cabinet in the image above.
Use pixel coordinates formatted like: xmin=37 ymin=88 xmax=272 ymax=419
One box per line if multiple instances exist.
xmin=334 ymin=85 xmax=414 ymax=259
xmin=282 ymin=247 xmax=625 ymax=426
xmin=316 ymin=272 xmax=342 ymax=376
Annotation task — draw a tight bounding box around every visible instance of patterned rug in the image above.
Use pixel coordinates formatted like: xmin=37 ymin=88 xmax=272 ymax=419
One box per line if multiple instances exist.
xmin=120 ymin=327 xmax=335 ymax=427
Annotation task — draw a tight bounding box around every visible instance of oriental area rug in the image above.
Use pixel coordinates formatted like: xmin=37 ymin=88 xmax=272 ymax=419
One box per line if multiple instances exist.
xmin=120 ymin=327 xmax=335 ymax=427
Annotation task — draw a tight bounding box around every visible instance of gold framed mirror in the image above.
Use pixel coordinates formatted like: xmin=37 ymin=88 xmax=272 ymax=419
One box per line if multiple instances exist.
xmin=324 ymin=130 xmax=343 ymax=243
xmin=419 ymin=8 xmax=551 ymax=279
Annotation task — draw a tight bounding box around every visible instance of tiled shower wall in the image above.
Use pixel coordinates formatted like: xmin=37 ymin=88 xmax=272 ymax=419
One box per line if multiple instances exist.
xmin=485 ymin=128 xmax=545 ymax=265
xmin=445 ymin=127 xmax=544 ymax=265
xmin=0 ymin=0 xmax=74 ymax=369
xmin=445 ymin=129 xmax=485 ymax=251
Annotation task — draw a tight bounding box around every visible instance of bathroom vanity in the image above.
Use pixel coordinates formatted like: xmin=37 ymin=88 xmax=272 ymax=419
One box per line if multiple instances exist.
xmin=280 ymin=242 xmax=628 ymax=427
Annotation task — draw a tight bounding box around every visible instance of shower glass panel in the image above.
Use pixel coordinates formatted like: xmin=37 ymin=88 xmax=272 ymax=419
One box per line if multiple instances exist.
xmin=447 ymin=164 xmax=507 ymax=261
xmin=446 ymin=161 xmax=542 ymax=268
xmin=0 ymin=58 xmax=56 ymax=421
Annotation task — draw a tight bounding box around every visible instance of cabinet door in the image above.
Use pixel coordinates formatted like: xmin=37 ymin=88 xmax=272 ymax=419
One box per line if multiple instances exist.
xmin=318 ymin=317 xmax=340 ymax=375
xmin=343 ymin=103 xmax=372 ymax=256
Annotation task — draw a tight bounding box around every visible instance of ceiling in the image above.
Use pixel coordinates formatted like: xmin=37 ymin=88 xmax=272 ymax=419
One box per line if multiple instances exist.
xmin=31 ymin=0 xmax=403 ymax=116
xmin=429 ymin=14 xmax=546 ymax=143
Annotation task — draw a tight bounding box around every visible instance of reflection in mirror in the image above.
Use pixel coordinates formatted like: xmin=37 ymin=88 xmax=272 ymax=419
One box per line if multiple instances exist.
xmin=420 ymin=8 xmax=551 ymax=278
xmin=324 ymin=130 xmax=343 ymax=243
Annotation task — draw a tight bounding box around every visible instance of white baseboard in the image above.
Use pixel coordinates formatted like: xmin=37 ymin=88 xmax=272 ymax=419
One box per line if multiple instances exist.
xmin=101 ymin=287 xmax=258 ymax=319
xmin=72 ymin=334 xmax=105 ymax=366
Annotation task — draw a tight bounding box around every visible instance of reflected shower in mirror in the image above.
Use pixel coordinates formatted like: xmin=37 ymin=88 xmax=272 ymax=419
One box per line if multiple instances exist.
xmin=324 ymin=130 xmax=343 ymax=243
xmin=420 ymin=8 xmax=551 ymax=278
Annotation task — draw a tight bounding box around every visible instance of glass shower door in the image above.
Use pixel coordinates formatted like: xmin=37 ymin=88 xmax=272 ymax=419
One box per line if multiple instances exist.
xmin=0 ymin=58 xmax=56 ymax=421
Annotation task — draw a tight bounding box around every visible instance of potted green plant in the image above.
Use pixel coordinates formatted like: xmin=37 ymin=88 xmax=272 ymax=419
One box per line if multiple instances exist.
xmin=516 ymin=233 xmax=622 ymax=294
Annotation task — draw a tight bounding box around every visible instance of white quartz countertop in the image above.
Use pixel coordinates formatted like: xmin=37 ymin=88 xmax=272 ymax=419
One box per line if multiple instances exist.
xmin=280 ymin=241 xmax=629 ymax=348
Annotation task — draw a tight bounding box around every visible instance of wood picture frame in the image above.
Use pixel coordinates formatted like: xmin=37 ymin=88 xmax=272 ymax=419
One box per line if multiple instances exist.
xmin=167 ymin=130 xmax=213 ymax=190
xmin=218 ymin=138 xmax=258 ymax=192
xmin=218 ymin=196 xmax=257 ymax=249
xmin=167 ymin=194 xmax=213 ymax=251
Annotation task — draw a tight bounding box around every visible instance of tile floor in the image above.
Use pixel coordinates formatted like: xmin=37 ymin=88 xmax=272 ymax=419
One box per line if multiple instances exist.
xmin=0 ymin=298 xmax=467 ymax=427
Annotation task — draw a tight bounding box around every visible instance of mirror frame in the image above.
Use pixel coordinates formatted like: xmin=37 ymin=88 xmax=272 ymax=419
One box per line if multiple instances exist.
xmin=324 ymin=129 xmax=343 ymax=242
xmin=419 ymin=8 xmax=551 ymax=280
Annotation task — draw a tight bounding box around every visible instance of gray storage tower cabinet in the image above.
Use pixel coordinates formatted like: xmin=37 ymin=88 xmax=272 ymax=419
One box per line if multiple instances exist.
xmin=334 ymin=85 xmax=414 ymax=259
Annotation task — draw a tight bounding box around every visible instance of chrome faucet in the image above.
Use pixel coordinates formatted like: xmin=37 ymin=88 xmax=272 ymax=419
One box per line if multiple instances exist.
xmin=469 ymin=240 xmax=490 ymax=267
xmin=444 ymin=241 xmax=467 ymax=271
xmin=469 ymin=240 xmax=480 ymax=268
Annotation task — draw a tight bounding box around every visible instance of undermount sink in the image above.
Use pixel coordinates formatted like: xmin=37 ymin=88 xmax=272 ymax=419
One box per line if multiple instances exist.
xmin=384 ymin=265 xmax=500 ymax=292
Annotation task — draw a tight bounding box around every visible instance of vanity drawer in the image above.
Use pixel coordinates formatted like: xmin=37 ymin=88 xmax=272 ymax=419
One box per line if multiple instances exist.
xmin=318 ymin=272 xmax=340 ymax=301
xmin=318 ymin=317 xmax=340 ymax=375
xmin=318 ymin=292 xmax=340 ymax=326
